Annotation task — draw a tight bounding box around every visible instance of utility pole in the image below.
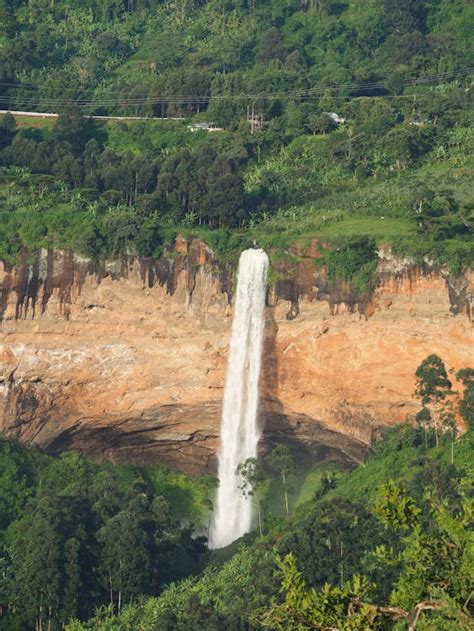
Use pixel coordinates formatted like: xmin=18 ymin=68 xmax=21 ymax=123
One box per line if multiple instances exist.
xmin=247 ymin=103 xmax=264 ymax=134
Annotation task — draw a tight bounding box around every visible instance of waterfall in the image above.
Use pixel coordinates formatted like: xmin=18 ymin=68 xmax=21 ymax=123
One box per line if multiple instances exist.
xmin=209 ymin=247 xmax=269 ymax=549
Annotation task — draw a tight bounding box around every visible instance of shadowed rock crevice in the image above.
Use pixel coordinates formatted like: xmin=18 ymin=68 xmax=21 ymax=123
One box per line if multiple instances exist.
xmin=260 ymin=306 xmax=283 ymax=430
xmin=262 ymin=412 xmax=370 ymax=467
xmin=0 ymin=241 xmax=237 ymax=324
xmin=446 ymin=272 xmax=473 ymax=317
xmin=18 ymin=398 xmax=368 ymax=475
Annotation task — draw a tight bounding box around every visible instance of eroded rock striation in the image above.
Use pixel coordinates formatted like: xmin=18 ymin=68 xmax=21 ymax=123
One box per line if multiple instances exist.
xmin=0 ymin=238 xmax=472 ymax=474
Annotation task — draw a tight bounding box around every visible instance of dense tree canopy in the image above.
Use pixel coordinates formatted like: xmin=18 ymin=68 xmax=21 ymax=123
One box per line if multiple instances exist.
xmin=0 ymin=442 xmax=211 ymax=630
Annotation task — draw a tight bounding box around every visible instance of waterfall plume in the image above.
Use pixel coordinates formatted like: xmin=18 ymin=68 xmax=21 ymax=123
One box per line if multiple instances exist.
xmin=209 ymin=248 xmax=268 ymax=549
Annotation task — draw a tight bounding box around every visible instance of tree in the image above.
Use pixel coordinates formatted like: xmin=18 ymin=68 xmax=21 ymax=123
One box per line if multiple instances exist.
xmin=373 ymin=481 xmax=421 ymax=532
xmin=256 ymin=484 xmax=473 ymax=630
xmin=0 ymin=111 xmax=16 ymax=133
xmin=456 ymin=368 xmax=474 ymax=430
xmin=97 ymin=497 xmax=153 ymax=612
xmin=381 ymin=0 xmax=427 ymax=35
xmin=12 ymin=496 xmax=63 ymax=630
xmin=0 ymin=111 xmax=16 ymax=150
xmin=208 ymin=172 xmax=244 ymax=227
xmin=103 ymin=208 xmax=139 ymax=255
xmin=414 ymin=355 xmax=454 ymax=447
xmin=284 ymin=50 xmax=306 ymax=73
xmin=414 ymin=405 xmax=432 ymax=449
xmin=410 ymin=461 xmax=462 ymax=511
xmin=0 ymin=437 xmax=34 ymax=530
xmin=391 ymin=30 xmax=428 ymax=65
xmin=253 ymin=554 xmax=380 ymax=630
xmin=91 ymin=470 xmax=121 ymax=523
xmin=52 ymin=109 xmax=96 ymax=157
xmin=256 ymin=27 xmax=285 ymax=64
xmin=62 ymin=537 xmax=82 ymax=623
xmin=373 ymin=485 xmax=473 ymax=629
xmin=270 ymin=444 xmax=296 ymax=516
xmin=313 ymin=472 xmax=338 ymax=500
xmin=382 ymin=126 xmax=422 ymax=169
xmin=151 ymin=494 xmax=181 ymax=587
xmin=411 ymin=187 xmax=460 ymax=237
xmin=278 ymin=499 xmax=378 ymax=591
xmin=387 ymin=67 xmax=406 ymax=95
xmin=236 ymin=457 xmax=266 ymax=535
xmin=83 ymin=138 xmax=101 ymax=181
xmin=318 ymin=89 xmax=336 ymax=113
xmin=307 ymin=112 xmax=333 ymax=135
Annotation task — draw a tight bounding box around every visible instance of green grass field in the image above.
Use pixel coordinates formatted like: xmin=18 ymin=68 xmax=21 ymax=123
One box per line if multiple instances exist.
xmin=13 ymin=114 xmax=56 ymax=129
xmin=315 ymin=216 xmax=415 ymax=238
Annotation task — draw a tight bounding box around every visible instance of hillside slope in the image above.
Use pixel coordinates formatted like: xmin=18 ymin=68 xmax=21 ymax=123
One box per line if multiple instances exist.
xmin=0 ymin=0 xmax=473 ymax=272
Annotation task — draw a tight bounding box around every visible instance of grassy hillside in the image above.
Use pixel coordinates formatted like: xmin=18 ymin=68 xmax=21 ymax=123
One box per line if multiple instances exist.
xmin=1 ymin=0 xmax=473 ymax=116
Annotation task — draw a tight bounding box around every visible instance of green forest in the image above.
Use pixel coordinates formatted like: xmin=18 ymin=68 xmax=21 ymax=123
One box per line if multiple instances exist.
xmin=0 ymin=355 xmax=473 ymax=629
xmin=0 ymin=0 xmax=473 ymax=285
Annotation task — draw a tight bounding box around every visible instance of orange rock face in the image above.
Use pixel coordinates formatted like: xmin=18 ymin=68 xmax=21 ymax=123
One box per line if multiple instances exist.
xmin=0 ymin=244 xmax=472 ymax=474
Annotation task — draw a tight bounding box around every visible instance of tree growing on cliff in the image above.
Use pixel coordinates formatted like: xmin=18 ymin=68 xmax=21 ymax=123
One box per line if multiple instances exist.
xmin=270 ymin=445 xmax=296 ymax=517
xmin=237 ymin=457 xmax=266 ymax=535
xmin=456 ymin=368 xmax=474 ymax=430
xmin=414 ymin=355 xmax=454 ymax=448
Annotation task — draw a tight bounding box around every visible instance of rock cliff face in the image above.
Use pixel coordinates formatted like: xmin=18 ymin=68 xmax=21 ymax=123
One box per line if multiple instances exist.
xmin=0 ymin=239 xmax=472 ymax=474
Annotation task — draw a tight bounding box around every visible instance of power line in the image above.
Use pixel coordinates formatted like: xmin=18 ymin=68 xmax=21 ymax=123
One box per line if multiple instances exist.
xmin=0 ymin=66 xmax=471 ymax=93
xmin=0 ymin=90 xmax=459 ymax=126
xmin=0 ymin=68 xmax=471 ymax=108
xmin=0 ymin=91 xmax=462 ymax=111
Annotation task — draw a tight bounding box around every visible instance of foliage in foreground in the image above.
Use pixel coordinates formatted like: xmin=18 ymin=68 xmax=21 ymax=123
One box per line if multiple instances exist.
xmin=0 ymin=442 xmax=213 ymax=630
xmin=65 ymin=428 xmax=474 ymax=630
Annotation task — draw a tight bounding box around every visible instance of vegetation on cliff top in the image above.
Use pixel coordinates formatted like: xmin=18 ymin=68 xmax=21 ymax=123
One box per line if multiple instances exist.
xmin=0 ymin=0 xmax=473 ymax=286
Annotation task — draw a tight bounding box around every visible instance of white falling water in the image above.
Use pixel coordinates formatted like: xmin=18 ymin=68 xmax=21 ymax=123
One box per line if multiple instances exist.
xmin=209 ymin=248 xmax=269 ymax=549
